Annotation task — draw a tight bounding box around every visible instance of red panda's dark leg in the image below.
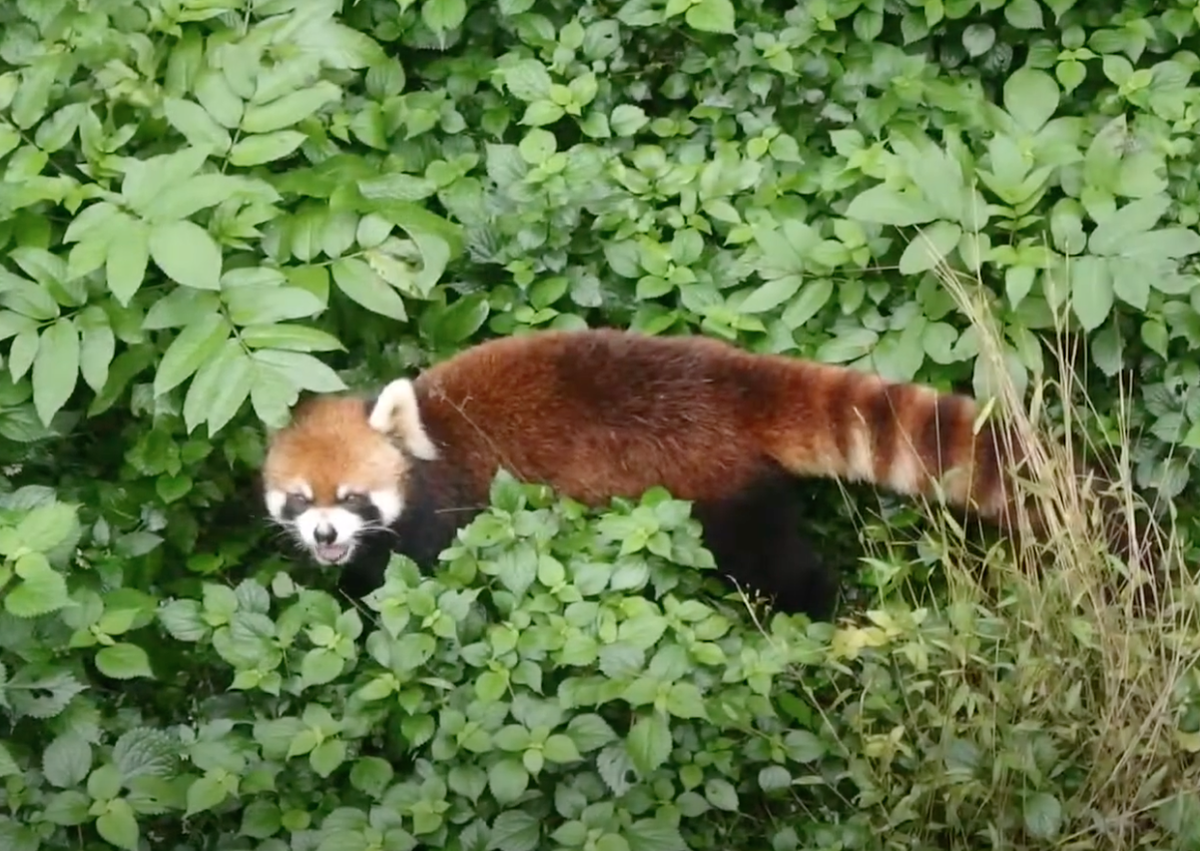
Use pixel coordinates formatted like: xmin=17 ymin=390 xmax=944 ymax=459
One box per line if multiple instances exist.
xmin=692 ymin=467 xmax=840 ymax=621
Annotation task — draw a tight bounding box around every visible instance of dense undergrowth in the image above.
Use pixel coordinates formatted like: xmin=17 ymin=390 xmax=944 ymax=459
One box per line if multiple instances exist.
xmin=2 ymin=0 xmax=1200 ymax=848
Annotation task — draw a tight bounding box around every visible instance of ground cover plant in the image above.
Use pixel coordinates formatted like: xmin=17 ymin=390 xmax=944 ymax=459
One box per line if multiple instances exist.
xmin=2 ymin=0 xmax=1200 ymax=848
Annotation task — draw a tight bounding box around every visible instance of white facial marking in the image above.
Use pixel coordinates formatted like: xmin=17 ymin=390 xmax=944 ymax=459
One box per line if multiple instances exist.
xmin=368 ymin=379 xmax=439 ymax=460
xmin=294 ymin=506 xmax=364 ymax=565
xmin=264 ymin=488 xmax=287 ymax=519
xmin=369 ymin=489 xmax=404 ymax=525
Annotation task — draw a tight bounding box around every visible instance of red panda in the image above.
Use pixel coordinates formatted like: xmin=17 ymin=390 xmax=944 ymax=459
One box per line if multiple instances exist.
xmin=260 ymin=327 xmax=1079 ymax=618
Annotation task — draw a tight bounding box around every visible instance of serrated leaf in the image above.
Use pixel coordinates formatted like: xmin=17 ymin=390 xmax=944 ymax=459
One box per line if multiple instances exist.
xmin=95 ymin=643 xmax=153 ymax=680
xmin=112 ymin=728 xmax=178 ymax=783
xmin=5 ymin=553 xmax=70 ymax=618
xmin=153 ymin=314 xmax=232 ymax=396
xmin=626 ymin=711 xmax=672 ymax=777
xmin=332 ymin=256 xmax=408 ymax=320
xmin=228 ymin=131 xmax=307 ymax=166
xmin=423 ymin=0 xmax=467 ymax=33
xmin=149 ymin=220 xmax=222 ymax=290
xmin=242 ymin=82 xmax=342 ymax=134
xmin=489 ymin=810 xmax=541 ymax=851
xmin=32 ymin=318 xmax=79 ymax=426
xmin=625 ymin=818 xmax=687 ymax=851
xmin=17 ymin=501 xmax=77 ymax=551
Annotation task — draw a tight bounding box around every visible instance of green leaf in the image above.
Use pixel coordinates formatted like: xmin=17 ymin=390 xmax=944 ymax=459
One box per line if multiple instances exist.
xmin=488 ymin=758 xmax=529 ymax=804
xmin=332 ymin=257 xmax=408 ymax=320
xmin=240 ymin=800 xmax=282 ymax=839
xmin=704 ymin=777 xmax=739 ymax=811
xmin=158 ymin=599 xmax=209 ymax=642
xmin=185 ymin=773 xmax=227 ymax=816
xmin=845 ymin=185 xmax=936 ymax=226
xmin=78 ymin=306 xmax=115 ymax=393
xmin=1003 ymin=67 xmax=1059 ymax=134
xmin=684 ymin=0 xmax=736 ymax=33
xmin=180 ymin=339 xmax=252 ymax=433
xmin=1089 ymin=194 xmax=1169 ymax=255
xmin=781 ymin=279 xmax=834 ymax=329
xmin=309 ymin=738 xmax=346 ymax=778
xmin=240 ymin=323 xmax=344 ymax=352
xmin=626 ymin=711 xmax=672 ymax=777
xmin=112 ymin=728 xmax=179 ymax=781
xmin=96 ymin=798 xmax=140 ymax=851
xmin=224 ymin=284 xmax=324 ymax=326
xmin=489 ymin=810 xmax=542 ymax=851
xmin=149 ymin=220 xmax=222 ymax=290
xmin=228 ymin=130 xmax=307 ymax=166
xmin=1005 ymin=0 xmax=1044 ymax=29
xmin=542 ymin=734 xmax=582 ymax=764
xmin=567 ymin=714 xmax=618 ymax=752
xmin=504 ymin=61 xmax=553 ymax=101
xmin=1023 ymin=791 xmax=1063 ymax=839
xmin=898 ymin=221 xmax=963 ymax=275
xmin=625 ymin=819 xmax=687 ymax=851
xmin=611 ymin=105 xmax=649 ymax=136
xmin=43 ymin=733 xmax=93 ymax=788
xmin=738 ymin=276 xmax=801 ymax=314
xmin=95 ymin=643 xmax=153 ymax=679
xmin=163 ymin=96 xmax=232 ymax=152
xmin=1071 ymin=255 xmax=1113 ymax=332
xmin=5 ymin=553 xmax=70 ymax=617
xmin=18 ymin=501 xmax=77 ymax=551
xmin=241 ymin=82 xmax=342 ymax=134
xmin=153 ymin=314 xmax=232 ymax=396
xmin=32 ymin=318 xmax=79 ymax=426
xmin=422 ymin=0 xmax=467 ymax=33
xmin=961 ymin=23 xmax=995 ymax=57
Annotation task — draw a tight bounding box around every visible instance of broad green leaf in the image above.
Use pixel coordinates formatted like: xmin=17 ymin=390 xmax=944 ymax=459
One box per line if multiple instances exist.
xmin=332 ymin=257 xmax=408 ymax=320
xmin=488 ymin=758 xmax=529 ymax=804
xmin=962 ymin=23 xmax=995 ymax=56
xmin=309 ymin=739 xmax=347 ymax=778
xmin=121 ymin=147 xmax=209 ymax=215
xmin=144 ymin=289 xmax=222 ymax=330
xmin=0 ymin=272 xmax=60 ymax=320
xmin=1089 ymin=194 xmax=1170 ymax=255
xmin=738 ymin=276 xmax=802 ymax=314
xmin=626 ymin=711 xmax=672 ymax=777
xmin=252 ymin=349 xmax=346 ymax=393
xmin=1023 ymin=792 xmax=1063 ymax=839
xmin=224 ymin=284 xmax=324 ymax=325
xmin=43 ymin=733 xmax=92 ymax=788
xmin=112 ymin=728 xmax=179 ymax=781
xmin=611 ymin=104 xmax=649 ymax=136
xmin=144 ymin=173 xmax=245 ymax=223
xmin=163 ymin=96 xmax=232 ymax=152
xmin=95 ymin=643 xmax=153 ymax=679
xmin=6 ymin=553 xmax=70 ymax=617
xmin=898 ymin=221 xmax=963 ymax=275
xmin=423 ymin=0 xmax=467 ymax=34
xmin=185 ymin=773 xmax=227 ymax=816
xmin=781 ymin=279 xmax=834 ymax=329
xmin=241 ymin=82 xmax=342 ymax=134
xmin=32 ymin=318 xmax=79 ymax=426
xmin=96 ymin=798 xmax=140 ymax=851
xmin=153 ymin=314 xmax=232 ymax=396
xmin=106 ymin=218 xmax=150 ymax=305
xmin=182 ymin=339 xmax=253 ymax=435
xmin=685 ymin=0 xmax=736 ymax=33
xmin=149 ymin=220 xmax=222 ymax=290
xmin=228 ymin=130 xmax=307 ymax=166
xmin=78 ymin=306 xmax=115 ymax=393
xmin=17 ymin=501 xmax=78 ymax=551
xmin=845 ymin=185 xmax=937 ymax=226
xmin=1070 ymin=255 xmax=1113 ymax=331
xmin=1003 ymin=67 xmax=1059 ymax=133
xmin=625 ymin=819 xmax=687 ymax=851
xmin=504 ymin=61 xmax=553 ymax=101
xmin=240 ymin=323 xmax=344 ymax=352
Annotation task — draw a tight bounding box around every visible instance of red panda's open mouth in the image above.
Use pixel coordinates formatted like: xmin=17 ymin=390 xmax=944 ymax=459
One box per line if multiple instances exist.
xmin=313 ymin=543 xmax=352 ymax=564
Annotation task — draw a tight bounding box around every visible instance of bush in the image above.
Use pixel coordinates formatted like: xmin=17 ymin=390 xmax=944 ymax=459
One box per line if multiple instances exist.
xmin=3 ymin=0 xmax=1200 ymax=849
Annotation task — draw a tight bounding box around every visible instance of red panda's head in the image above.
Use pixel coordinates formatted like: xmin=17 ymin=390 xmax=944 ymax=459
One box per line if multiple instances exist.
xmin=261 ymin=379 xmax=438 ymax=567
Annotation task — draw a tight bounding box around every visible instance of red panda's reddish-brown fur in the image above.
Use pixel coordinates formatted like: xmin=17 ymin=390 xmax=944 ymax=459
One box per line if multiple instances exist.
xmin=262 ymin=328 xmax=1126 ymax=617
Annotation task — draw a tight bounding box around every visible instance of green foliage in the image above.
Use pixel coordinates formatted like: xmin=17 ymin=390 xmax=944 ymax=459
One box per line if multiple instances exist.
xmin=3 ymin=0 xmax=1200 ymax=848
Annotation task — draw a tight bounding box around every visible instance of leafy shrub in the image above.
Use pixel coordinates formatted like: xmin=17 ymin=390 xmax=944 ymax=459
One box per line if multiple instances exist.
xmin=4 ymin=0 xmax=1200 ymax=849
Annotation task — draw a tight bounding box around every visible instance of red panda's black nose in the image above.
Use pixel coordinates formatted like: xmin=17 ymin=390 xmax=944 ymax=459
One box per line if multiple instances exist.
xmin=314 ymin=525 xmax=337 ymax=545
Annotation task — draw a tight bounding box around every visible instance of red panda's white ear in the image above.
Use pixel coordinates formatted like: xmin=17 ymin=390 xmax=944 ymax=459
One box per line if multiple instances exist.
xmin=368 ymin=379 xmax=439 ymax=460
